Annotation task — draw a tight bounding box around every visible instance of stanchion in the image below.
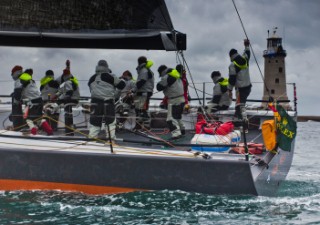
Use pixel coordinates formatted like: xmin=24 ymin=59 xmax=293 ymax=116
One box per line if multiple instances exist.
xmin=106 ymin=124 xmax=114 ymax=153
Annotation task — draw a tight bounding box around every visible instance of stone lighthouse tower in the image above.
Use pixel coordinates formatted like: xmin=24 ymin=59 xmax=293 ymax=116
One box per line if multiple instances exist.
xmin=262 ymin=27 xmax=290 ymax=109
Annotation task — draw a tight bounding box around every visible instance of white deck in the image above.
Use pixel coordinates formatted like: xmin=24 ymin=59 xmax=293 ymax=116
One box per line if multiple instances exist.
xmin=0 ymin=130 xmax=248 ymax=161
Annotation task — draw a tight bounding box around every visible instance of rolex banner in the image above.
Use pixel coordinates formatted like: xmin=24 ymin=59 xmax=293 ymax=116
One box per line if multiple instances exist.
xmin=275 ymin=105 xmax=297 ymax=151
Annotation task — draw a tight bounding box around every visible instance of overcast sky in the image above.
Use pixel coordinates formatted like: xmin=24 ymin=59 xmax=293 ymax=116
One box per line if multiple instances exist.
xmin=0 ymin=0 xmax=319 ymax=115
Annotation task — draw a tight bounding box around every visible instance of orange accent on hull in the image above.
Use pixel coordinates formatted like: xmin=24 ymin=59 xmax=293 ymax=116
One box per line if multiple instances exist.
xmin=0 ymin=179 xmax=142 ymax=195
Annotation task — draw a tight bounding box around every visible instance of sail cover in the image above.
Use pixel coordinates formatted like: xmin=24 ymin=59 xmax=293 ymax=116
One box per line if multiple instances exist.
xmin=0 ymin=0 xmax=186 ymax=51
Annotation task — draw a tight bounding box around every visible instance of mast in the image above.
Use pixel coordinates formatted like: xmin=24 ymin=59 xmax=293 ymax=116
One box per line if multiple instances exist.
xmin=262 ymin=27 xmax=291 ymax=110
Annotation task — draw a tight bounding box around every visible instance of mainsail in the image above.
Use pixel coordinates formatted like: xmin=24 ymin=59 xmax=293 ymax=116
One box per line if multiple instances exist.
xmin=0 ymin=0 xmax=186 ymax=51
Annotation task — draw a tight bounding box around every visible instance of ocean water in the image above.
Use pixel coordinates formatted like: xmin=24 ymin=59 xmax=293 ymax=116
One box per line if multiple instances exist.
xmin=0 ymin=121 xmax=319 ymax=225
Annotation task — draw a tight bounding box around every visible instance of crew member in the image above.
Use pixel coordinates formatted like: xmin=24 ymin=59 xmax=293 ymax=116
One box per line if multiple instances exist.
xmin=88 ymin=60 xmax=125 ymax=140
xmin=157 ymin=65 xmax=185 ymax=140
xmin=55 ymin=60 xmax=80 ymax=135
xmin=10 ymin=66 xmax=24 ymax=130
xmin=12 ymin=67 xmax=53 ymax=135
xmin=115 ymin=70 xmax=136 ymax=126
xmin=228 ymin=39 xmax=252 ymax=120
xmin=133 ymin=56 xmax=155 ymax=129
xmin=160 ymin=64 xmax=190 ymax=112
xmin=40 ymin=69 xmax=60 ymax=130
xmin=207 ymin=71 xmax=231 ymax=113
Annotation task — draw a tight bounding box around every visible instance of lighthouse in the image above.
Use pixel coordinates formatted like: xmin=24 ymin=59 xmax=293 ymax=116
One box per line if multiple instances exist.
xmin=261 ymin=28 xmax=291 ymax=110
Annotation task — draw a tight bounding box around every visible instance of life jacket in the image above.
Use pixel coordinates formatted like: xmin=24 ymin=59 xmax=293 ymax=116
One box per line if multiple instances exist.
xmin=19 ymin=73 xmax=41 ymax=100
xmin=19 ymin=72 xmax=32 ymax=82
xmin=40 ymin=76 xmax=59 ymax=100
xmin=168 ymin=69 xmax=180 ymax=79
xmin=60 ymin=75 xmax=80 ymax=100
xmin=195 ymin=120 xmax=234 ymax=135
xmin=230 ymin=54 xmax=251 ymax=88
xmin=218 ymin=77 xmax=229 ymax=94
xmin=40 ymin=76 xmax=54 ymax=86
xmin=70 ymin=76 xmax=79 ymax=88
xmin=232 ymin=57 xmax=248 ymax=70
xmin=137 ymin=60 xmax=154 ymax=93
xmin=218 ymin=77 xmax=228 ymax=86
xmin=145 ymin=60 xmax=154 ymax=79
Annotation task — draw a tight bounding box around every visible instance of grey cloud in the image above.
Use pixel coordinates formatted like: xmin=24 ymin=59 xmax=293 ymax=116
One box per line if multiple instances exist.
xmin=0 ymin=0 xmax=318 ymax=115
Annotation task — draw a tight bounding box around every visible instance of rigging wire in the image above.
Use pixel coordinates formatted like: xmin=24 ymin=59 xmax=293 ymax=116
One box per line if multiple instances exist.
xmin=176 ymin=51 xmax=210 ymax=121
xmin=231 ymin=0 xmax=272 ymax=99
xmin=177 ymin=51 xmax=202 ymax=105
xmin=157 ymin=0 xmax=210 ymax=120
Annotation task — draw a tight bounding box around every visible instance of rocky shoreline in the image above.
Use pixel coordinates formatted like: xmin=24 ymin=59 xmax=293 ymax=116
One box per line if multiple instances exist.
xmin=298 ymin=116 xmax=320 ymax=122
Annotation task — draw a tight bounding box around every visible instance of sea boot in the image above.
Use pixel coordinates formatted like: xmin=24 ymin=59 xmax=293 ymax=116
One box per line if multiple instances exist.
xmin=50 ymin=113 xmax=60 ymax=131
xmin=169 ymin=130 xmax=182 ymax=141
xmin=26 ymin=119 xmax=38 ymax=135
xmin=133 ymin=109 xmax=143 ymax=130
xmin=240 ymin=106 xmax=248 ymax=120
xmin=41 ymin=120 xmax=53 ymax=135
xmin=171 ymin=126 xmax=182 ymax=140
xmin=167 ymin=120 xmax=182 ymax=140
xmin=11 ymin=102 xmax=24 ymax=131
xmin=141 ymin=110 xmax=151 ymax=129
xmin=89 ymin=124 xmax=101 ymax=139
xmin=240 ymin=106 xmax=248 ymax=133
xmin=234 ymin=105 xmax=242 ymax=120
xmin=30 ymin=127 xmax=38 ymax=135
xmin=178 ymin=120 xmax=186 ymax=136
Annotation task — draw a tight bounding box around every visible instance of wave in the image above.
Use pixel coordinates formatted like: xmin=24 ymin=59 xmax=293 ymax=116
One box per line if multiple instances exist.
xmin=0 ymin=189 xmax=319 ymax=224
